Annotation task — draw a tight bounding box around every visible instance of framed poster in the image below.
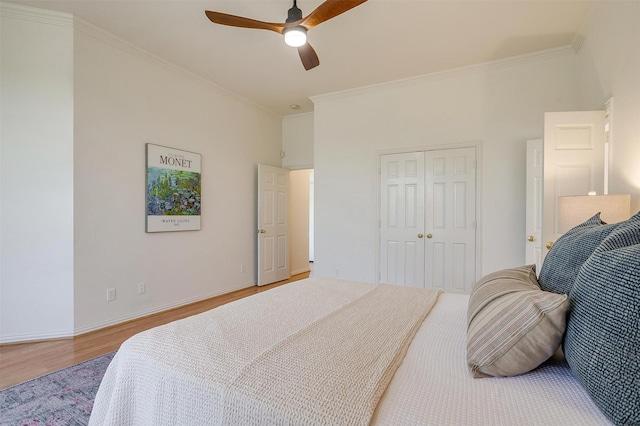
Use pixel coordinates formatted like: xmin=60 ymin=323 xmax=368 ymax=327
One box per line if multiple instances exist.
xmin=146 ymin=144 xmax=201 ymax=232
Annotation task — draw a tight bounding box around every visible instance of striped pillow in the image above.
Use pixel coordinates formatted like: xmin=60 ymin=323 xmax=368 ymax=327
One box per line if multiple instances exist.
xmin=467 ymin=264 xmax=569 ymax=378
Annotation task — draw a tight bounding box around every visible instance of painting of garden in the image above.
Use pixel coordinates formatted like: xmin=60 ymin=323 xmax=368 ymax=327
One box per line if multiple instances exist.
xmin=147 ymin=167 xmax=201 ymax=216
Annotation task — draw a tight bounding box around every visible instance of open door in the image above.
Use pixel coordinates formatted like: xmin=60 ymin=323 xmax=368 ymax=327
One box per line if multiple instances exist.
xmin=525 ymin=139 xmax=543 ymax=272
xmin=542 ymin=111 xmax=605 ymax=259
xmin=257 ymin=164 xmax=290 ymax=286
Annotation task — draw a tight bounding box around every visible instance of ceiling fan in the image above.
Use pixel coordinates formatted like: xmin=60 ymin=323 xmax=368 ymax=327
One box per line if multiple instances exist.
xmin=205 ymin=0 xmax=368 ymax=71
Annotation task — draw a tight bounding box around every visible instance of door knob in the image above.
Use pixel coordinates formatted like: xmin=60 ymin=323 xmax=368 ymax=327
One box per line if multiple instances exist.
xmin=546 ymin=241 xmax=554 ymax=249
xmin=528 ymin=235 xmax=536 ymax=242
xmin=257 ymin=229 xmax=266 ymax=234
xmin=426 ymin=233 xmax=433 ymax=239
xmin=418 ymin=234 xmax=424 ymax=238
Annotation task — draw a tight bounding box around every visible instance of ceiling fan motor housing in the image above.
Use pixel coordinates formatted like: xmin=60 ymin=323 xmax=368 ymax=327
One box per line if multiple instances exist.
xmin=286 ymin=1 xmax=303 ymax=23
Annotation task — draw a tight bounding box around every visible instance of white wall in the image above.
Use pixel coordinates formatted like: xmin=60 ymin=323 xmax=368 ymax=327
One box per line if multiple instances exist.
xmin=0 ymin=4 xmax=282 ymax=342
xmin=312 ymin=49 xmax=579 ymax=283
xmin=282 ymin=112 xmax=314 ymax=169
xmin=576 ymin=1 xmax=640 ymax=211
xmin=72 ymin=21 xmax=282 ymax=333
xmin=1 ymin=5 xmax=75 ymax=341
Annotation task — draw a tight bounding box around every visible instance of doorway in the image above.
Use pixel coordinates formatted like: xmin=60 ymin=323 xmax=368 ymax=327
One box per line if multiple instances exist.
xmin=289 ymin=169 xmax=314 ymax=276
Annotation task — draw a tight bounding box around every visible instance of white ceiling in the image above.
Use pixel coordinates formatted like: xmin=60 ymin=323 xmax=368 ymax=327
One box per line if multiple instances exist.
xmin=8 ymin=0 xmax=595 ymax=116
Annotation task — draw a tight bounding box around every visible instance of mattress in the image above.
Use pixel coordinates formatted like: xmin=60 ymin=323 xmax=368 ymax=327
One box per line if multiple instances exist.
xmin=90 ymin=278 xmax=611 ymax=425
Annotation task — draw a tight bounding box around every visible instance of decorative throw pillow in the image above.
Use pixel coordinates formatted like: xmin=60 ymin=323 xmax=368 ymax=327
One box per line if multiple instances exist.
xmin=539 ymin=211 xmax=640 ymax=295
xmin=564 ymin=220 xmax=640 ymax=425
xmin=538 ymin=213 xmax=615 ymax=294
xmin=467 ymin=264 xmax=569 ymax=378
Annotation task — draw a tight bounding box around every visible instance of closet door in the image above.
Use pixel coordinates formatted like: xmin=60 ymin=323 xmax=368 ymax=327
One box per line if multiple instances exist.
xmin=379 ymin=147 xmax=477 ymax=292
xmin=424 ymin=147 xmax=477 ymax=293
xmin=379 ymin=152 xmax=425 ymax=287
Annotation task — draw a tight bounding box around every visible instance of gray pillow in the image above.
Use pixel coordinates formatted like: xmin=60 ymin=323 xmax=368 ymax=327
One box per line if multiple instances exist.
xmin=539 ymin=213 xmax=620 ymax=294
xmin=564 ymin=217 xmax=640 ymax=425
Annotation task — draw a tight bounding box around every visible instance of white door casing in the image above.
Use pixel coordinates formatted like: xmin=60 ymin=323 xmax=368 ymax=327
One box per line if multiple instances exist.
xmin=379 ymin=147 xmax=477 ymax=293
xmin=379 ymin=152 xmax=425 ymax=287
xmin=258 ymin=164 xmax=290 ymax=286
xmin=542 ymin=111 xmax=605 ymax=258
xmin=525 ymin=139 xmax=543 ymax=272
xmin=425 ymin=148 xmax=477 ymax=293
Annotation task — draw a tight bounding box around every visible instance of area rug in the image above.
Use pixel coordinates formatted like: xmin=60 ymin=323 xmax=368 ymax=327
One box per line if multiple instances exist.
xmin=0 ymin=351 xmax=116 ymax=426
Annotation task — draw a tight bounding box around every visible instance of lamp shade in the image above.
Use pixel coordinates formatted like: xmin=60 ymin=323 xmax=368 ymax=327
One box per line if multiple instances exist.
xmin=558 ymin=194 xmax=631 ymax=234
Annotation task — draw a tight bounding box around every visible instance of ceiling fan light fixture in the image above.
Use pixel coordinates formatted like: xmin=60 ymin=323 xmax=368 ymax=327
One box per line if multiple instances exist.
xmin=283 ymin=26 xmax=307 ymax=47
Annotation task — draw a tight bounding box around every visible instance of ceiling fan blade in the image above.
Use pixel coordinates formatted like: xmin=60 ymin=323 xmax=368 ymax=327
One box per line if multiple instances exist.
xmin=298 ymin=43 xmax=320 ymax=71
xmin=205 ymin=10 xmax=286 ymax=34
xmin=300 ymin=0 xmax=368 ymax=29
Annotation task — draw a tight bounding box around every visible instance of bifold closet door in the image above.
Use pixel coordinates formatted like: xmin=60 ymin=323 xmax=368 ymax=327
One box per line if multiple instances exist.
xmin=380 ymin=148 xmax=477 ymax=293
xmin=424 ymin=148 xmax=476 ymax=293
xmin=379 ymin=152 xmax=426 ymax=288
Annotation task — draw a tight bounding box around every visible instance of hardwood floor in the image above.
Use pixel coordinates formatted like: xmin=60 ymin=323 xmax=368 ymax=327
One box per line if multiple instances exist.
xmin=0 ymin=272 xmax=309 ymax=390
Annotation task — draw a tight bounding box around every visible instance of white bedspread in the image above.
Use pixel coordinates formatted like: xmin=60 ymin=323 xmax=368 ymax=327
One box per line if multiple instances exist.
xmin=374 ymin=292 xmax=611 ymax=425
xmin=90 ymin=279 xmax=611 ymax=426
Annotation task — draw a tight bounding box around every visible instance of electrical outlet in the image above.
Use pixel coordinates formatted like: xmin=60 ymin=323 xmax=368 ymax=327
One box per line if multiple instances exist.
xmin=138 ymin=282 xmax=146 ymax=294
xmin=107 ymin=288 xmax=116 ymax=301
xmin=240 ymin=264 xmax=245 ymax=273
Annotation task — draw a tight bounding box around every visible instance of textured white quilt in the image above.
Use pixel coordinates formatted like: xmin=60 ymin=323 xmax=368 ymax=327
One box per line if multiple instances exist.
xmin=90 ymin=278 xmax=611 ymax=426
xmin=89 ymin=278 xmax=439 ymax=425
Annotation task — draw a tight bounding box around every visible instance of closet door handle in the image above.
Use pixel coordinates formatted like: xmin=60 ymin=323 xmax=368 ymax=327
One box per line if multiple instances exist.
xmin=418 ymin=234 xmax=424 ymax=238
xmin=426 ymin=233 xmax=433 ymax=239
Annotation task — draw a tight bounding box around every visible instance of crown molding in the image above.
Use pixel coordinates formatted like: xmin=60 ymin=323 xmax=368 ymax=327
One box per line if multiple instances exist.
xmin=0 ymin=2 xmax=72 ymax=27
xmin=570 ymin=1 xmax=603 ymax=53
xmin=72 ymin=17 xmax=275 ymax=117
xmin=2 ymin=1 xmax=275 ymax=118
xmin=283 ymin=111 xmax=314 ymax=121
xmin=311 ymin=46 xmax=576 ymax=105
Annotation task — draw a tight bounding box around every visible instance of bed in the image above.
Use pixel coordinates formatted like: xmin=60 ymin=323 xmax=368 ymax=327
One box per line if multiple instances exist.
xmin=90 ymin=211 xmax=639 ymax=425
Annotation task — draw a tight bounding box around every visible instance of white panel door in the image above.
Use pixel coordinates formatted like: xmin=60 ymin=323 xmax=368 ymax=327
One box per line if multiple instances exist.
xmin=526 ymin=139 xmax=543 ymax=272
xmin=543 ymin=111 xmax=604 ymax=258
xmin=425 ymin=148 xmax=477 ymax=293
xmin=258 ymin=164 xmax=290 ymax=286
xmin=379 ymin=152 xmax=425 ymax=287
xmin=379 ymin=147 xmax=477 ymax=293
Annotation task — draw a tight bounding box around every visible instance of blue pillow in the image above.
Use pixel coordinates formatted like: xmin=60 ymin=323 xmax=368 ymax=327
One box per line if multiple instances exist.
xmin=563 ymin=218 xmax=640 ymax=425
xmin=538 ymin=213 xmax=618 ymax=294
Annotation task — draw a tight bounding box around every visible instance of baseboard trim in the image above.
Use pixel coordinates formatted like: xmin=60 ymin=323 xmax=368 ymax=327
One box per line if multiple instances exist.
xmin=290 ymin=267 xmax=311 ymax=276
xmin=0 ymin=283 xmax=254 ymax=345
xmin=0 ymin=330 xmax=74 ymax=345
xmin=73 ymin=283 xmax=253 ymax=336
xmin=2 ymin=273 xmax=308 ymax=345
